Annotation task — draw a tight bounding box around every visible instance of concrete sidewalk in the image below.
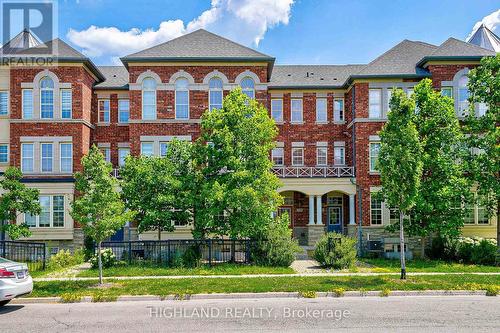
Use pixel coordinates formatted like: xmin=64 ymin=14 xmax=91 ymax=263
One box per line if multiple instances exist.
xmin=33 ymin=271 xmax=500 ymax=282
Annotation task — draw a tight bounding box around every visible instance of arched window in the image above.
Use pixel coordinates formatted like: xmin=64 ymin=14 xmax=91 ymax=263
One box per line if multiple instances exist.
xmin=209 ymin=77 xmax=223 ymax=111
xmin=40 ymin=77 xmax=54 ymax=118
xmin=142 ymin=78 xmax=156 ymax=120
xmin=240 ymin=77 xmax=255 ymax=99
xmin=175 ymin=78 xmax=189 ymax=119
xmin=458 ymin=74 xmax=469 ymax=115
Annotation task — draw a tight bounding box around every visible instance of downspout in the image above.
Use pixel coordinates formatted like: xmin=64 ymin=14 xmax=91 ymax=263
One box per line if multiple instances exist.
xmin=351 ymin=85 xmax=363 ymax=256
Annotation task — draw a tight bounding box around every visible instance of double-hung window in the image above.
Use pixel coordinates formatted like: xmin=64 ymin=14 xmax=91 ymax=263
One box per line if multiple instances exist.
xmin=370 ymin=194 xmax=383 ymax=225
xmin=369 ymin=89 xmax=382 ymax=118
xmin=291 ymin=147 xmax=304 ymax=166
xmin=291 ymin=99 xmax=303 ymax=123
xmin=22 ymin=89 xmax=33 ymax=119
xmin=118 ymin=99 xmax=130 ymax=123
xmin=100 ymin=147 xmax=111 ymax=163
xmin=40 ymin=77 xmax=54 ymax=119
xmin=386 ymin=89 xmax=393 ymax=112
xmin=369 ymin=142 xmax=381 ymax=172
xmin=175 ymin=78 xmax=189 ymax=119
xmin=209 ymin=78 xmax=223 ymax=111
xmin=61 ymin=89 xmax=72 ymax=119
xmin=141 ymin=142 xmax=154 ymax=157
xmin=458 ymin=75 xmax=469 ymax=115
xmin=333 ymin=98 xmax=344 ymax=122
xmin=60 ymin=143 xmax=73 ymax=173
xmin=0 ymin=91 xmax=8 ymax=115
xmin=316 ymin=98 xmax=327 ymax=123
xmin=0 ymin=144 xmax=7 ymax=163
xmin=21 ymin=143 xmax=34 ymax=172
xmin=316 ymin=147 xmax=327 ymax=166
xmin=160 ymin=142 xmax=169 ymax=157
xmin=142 ymin=78 xmax=157 ymax=120
xmin=271 ymin=99 xmax=283 ymax=122
xmin=118 ymin=148 xmax=130 ymax=167
xmin=99 ymin=100 xmax=110 ymax=123
xmin=41 ymin=143 xmax=53 ymax=172
xmin=334 ymin=146 xmax=345 ymax=165
xmin=271 ymin=148 xmax=284 ymax=166
xmin=39 ymin=196 xmax=51 ymax=227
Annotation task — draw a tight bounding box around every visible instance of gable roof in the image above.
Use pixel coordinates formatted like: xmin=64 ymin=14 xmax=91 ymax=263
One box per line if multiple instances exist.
xmin=467 ymin=24 xmax=500 ymax=52
xmin=352 ymin=40 xmax=437 ymax=78
xmin=122 ymin=29 xmax=274 ymax=62
xmin=417 ymin=37 xmax=496 ymax=66
xmin=95 ymin=66 xmax=129 ymax=90
xmin=269 ymin=65 xmax=365 ymax=88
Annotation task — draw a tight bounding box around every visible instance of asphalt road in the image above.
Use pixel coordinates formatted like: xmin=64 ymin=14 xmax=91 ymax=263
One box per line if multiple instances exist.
xmin=1 ymin=296 xmax=499 ymax=332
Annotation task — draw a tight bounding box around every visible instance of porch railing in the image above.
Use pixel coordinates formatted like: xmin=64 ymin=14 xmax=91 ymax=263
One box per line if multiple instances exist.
xmin=272 ymin=166 xmax=355 ymax=178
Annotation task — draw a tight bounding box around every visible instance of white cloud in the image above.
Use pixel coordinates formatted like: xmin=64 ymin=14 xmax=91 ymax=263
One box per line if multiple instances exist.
xmin=466 ymin=9 xmax=500 ymax=40
xmin=67 ymin=0 xmax=294 ymax=64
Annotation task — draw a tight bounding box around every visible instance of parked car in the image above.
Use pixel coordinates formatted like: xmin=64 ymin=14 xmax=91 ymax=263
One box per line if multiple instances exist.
xmin=0 ymin=257 xmax=33 ymax=306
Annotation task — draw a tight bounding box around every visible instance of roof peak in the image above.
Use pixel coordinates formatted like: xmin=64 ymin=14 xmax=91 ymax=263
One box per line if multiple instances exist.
xmin=466 ymin=24 xmax=500 ymax=52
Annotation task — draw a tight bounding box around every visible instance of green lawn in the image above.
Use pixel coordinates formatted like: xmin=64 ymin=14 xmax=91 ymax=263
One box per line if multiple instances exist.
xmin=355 ymin=258 xmax=500 ymax=273
xmin=76 ymin=263 xmax=295 ymax=277
xmin=30 ymin=274 xmax=500 ymax=298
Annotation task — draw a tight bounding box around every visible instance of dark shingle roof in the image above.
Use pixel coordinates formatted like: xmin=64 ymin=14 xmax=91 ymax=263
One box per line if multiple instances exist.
xmin=354 ymin=40 xmax=437 ymax=77
xmin=95 ymin=66 xmax=129 ymax=89
xmin=428 ymin=37 xmax=496 ymax=57
xmin=269 ymin=65 xmax=366 ymax=88
xmin=122 ymin=29 xmax=274 ymax=61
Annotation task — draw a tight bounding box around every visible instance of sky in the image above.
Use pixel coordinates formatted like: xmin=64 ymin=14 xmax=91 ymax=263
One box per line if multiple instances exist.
xmin=49 ymin=0 xmax=500 ymax=65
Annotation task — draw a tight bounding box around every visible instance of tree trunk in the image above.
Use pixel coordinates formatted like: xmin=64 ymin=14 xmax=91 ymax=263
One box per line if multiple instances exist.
xmin=497 ymin=200 xmax=499 ymax=254
xmin=420 ymin=237 xmax=426 ymax=259
xmin=97 ymin=241 xmax=103 ymax=285
xmin=158 ymin=228 xmax=161 ymax=241
xmin=399 ymin=211 xmax=407 ymax=280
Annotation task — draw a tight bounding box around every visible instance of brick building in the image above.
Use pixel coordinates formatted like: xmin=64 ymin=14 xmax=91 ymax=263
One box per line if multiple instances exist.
xmin=0 ymin=29 xmax=497 ymax=254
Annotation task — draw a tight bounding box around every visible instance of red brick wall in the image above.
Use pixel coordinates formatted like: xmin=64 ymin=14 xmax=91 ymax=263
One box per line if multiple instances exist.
xmin=9 ymin=66 xmax=96 ymax=121
xmin=427 ymin=64 xmax=478 ymax=89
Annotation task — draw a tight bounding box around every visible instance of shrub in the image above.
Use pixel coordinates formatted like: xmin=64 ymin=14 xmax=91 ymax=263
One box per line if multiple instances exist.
xmin=182 ymin=245 xmax=202 ymax=268
xmin=252 ymin=213 xmax=301 ymax=267
xmin=47 ymin=249 xmax=85 ymax=270
xmin=313 ymin=233 xmax=357 ymax=269
xmin=427 ymin=235 xmax=460 ymax=261
xmin=470 ymin=239 xmax=497 ymax=265
xmin=90 ymin=248 xmax=117 ymax=269
xmin=83 ymin=235 xmax=95 ymax=261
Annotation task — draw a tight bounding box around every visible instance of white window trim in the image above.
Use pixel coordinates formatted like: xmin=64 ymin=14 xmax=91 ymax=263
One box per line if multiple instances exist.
xmin=60 ymin=89 xmax=72 ymax=119
xmin=40 ymin=143 xmax=54 ymax=173
xmin=334 ymin=146 xmax=345 ymax=166
xmin=118 ymin=99 xmax=130 ymax=124
xmin=21 ymin=143 xmax=34 ymax=173
xmin=271 ymin=147 xmax=284 ymax=166
xmin=240 ymin=77 xmax=255 ymax=99
xmin=271 ymin=99 xmax=283 ymax=123
xmin=208 ymin=78 xmax=223 ymax=112
xmin=98 ymin=99 xmax=110 ymax=123
xmin=24 ymin=195 xmax=66 ymax=228
xmin=291 ymin=147 xmax=304 ymax=166
xmin=0 ymin=91 xmax=9 ymax=116
xmin=175 ymin=78 xmax=190 ymax=120
xmin=369 ymin=142 xmax=381 ymax=173
xmin=369 ymin=89 xmax=382 ymax=119
xmin=0 ymin=143 xmax=8 ymax=163
xmin=22 ymin=89 xmax=33 ymax=119
xmin=59 ymin=143 xmax=73 ymax=173
xmin=316 ymin=147 xmax=328 ymax=166
xmin=40 ymin=79 xmax=54 ymax=119
xmin=333 ymin=98 xmax=344 ymax=123
xmin=291 ymin=98 xmax=303 ymax=123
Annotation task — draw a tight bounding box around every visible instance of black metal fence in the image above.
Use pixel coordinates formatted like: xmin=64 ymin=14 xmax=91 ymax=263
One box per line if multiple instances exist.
xmin=0 ymin=241 xmax=46 ymax=271
xmin=98 ymin=239 xmax=255 ymax=266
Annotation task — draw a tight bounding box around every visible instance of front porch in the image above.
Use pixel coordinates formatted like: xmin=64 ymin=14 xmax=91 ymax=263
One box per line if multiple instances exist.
xmin=277 ymin=178 xmax=357 ymax=246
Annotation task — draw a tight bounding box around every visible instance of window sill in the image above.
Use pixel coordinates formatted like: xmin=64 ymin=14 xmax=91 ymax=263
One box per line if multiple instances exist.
xmin=290 ymin=122 xmax=304 ymax=125
xmin=97 ymin=122 xmax=110 ymax=126
xmin=274 ymin=121 xmax=284 ymax=125
xmin=333 ymin=121 xmax=346 ymax=125
xmin=369 ymin=171 xmax=380 ymax=176
xmin=315 ymin=121 xmax=328 ymax=125
xmin=117 ymin=123 xmax=130 ymax=126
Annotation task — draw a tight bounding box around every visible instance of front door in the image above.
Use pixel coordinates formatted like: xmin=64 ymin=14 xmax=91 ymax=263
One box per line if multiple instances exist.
xmin=327 ymin=206 xmax=343 ymax=233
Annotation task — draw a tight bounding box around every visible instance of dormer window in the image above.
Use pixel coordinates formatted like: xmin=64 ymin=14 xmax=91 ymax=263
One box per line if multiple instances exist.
xmin=142 ymin=78 xmax=157 ymax=120
xmin=240 ymin=77 xmax=255 ymax=99
xmin=40 ymin=77 xmax=54 ymax=119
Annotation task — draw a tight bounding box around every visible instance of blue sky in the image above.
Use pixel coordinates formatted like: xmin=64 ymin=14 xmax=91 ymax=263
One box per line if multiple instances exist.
xmin=54 ymin=0 xmax=500 ymax=65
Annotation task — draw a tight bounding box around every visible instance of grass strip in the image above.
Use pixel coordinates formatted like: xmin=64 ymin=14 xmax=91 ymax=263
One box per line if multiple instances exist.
xmin=30 ymin=274 xmax=500 ymax=298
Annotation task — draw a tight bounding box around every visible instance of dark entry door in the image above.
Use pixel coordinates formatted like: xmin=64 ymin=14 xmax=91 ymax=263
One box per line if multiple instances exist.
xmin=327 ymin=206 xmax=343 ymax=233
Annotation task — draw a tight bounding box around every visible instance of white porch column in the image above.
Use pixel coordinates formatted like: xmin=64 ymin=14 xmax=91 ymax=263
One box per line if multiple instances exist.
xmin=308 ymin=195 xmax=315 ymax=225
xmin=349 ymin=194 xmax=356 ymax=225
xmin=316 ymin=195 xmax=323 ymax=225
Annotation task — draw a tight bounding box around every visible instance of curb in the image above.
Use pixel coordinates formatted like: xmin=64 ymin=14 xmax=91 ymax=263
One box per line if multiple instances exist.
xmin=10 ymin=290 xmax=491 ymax=304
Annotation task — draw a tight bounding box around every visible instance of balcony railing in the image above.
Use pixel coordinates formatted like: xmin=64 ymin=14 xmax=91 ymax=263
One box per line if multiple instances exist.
xmin=272 ymin=166 xmax=355 ymax=178
xmin=114 ymin=166 xmax=355 ymax=179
